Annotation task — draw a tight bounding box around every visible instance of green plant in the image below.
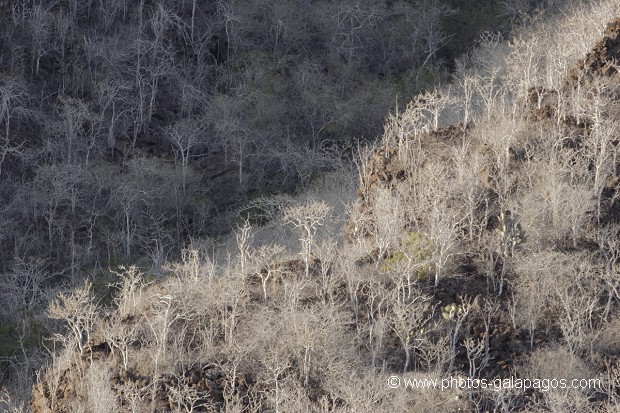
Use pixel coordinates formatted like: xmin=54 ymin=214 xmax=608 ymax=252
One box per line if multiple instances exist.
xmin=381 ymin=232 xmax=433 ymax=281
xmin=441 ymin=303 xmax=463 ymax=320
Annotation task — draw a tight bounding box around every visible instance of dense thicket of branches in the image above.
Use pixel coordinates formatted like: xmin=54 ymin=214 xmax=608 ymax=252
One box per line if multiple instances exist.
xmin=0 ymin=0 xmax=517 ymax=394
xmin=0 ymin=0 xmax=513 ymax=275
xmin=6 ymin=0 xmax=620 ymax=412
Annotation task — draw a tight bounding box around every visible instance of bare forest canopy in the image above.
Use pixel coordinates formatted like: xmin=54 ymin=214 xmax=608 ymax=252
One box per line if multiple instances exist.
xmin=0 ymin=0 xmax=533 ymax=269
xmin=4 ymin=0 xmax=620 ymax=412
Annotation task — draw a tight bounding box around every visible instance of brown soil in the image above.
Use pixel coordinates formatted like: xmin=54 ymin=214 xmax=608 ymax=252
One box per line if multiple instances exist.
xmin=567 ymin=18 xmax=620 ymax=85
xmin=342 ymin=14 xmax=620 ymax=387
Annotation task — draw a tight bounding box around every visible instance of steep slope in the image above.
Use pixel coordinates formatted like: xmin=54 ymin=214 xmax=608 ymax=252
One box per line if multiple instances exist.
xmin=28 ymin=2 xmax=620 ymax=413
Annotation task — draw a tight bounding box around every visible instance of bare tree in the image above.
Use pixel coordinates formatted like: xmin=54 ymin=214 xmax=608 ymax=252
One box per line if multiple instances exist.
xmin=165 ymin=117 xmax=205 ymax=195
xmin=452 ymin=142 xmax=488 ymax=244
xmin=442 ymin=296 xmax=473 ymax=372
xmin=145 ymin=294 xmax=190 ymax=413
xmin=48 ymin=281 xmax=98 ymax=357
xmin=100 ymin=312 xmax=136 ymax=372
xmin=235 ymin=218 xmax=253 ymax=276
xmin=85 ymin=361 xmax=118 ymax=413
xmin=30 ymin=163 xmax=84 ymax=262
xmin=216 ymin=0 xmax=241 ymax=63
xmin=427 ymin=197 xmax=461 ymax=289
xmin=505 ymin=33 xmax=544 ymax=110
xmin=470 ymin=34 xmax=508 ymax=120
xmin=555 ymin=268 xmax=601 ymax=356
xmin=110 ymin=158 xmax=161 ymax=261
xmin=454 ymin=68 xmax=477 ymax=128
xmin=364 ymin=276 xmax=389 ymax=370
xmin=512 ymin=252 xmax=592 ymax=350
xmin=53 ymin=96 xmax=99 ymax=165
xmin=206 ymin=93 xmax=252 ymax=186
xmin=415 ymin=2 xmax=454 ymax=77
xmin=167 ymin=378 xmax=201 ymax=413
xmin=260 ymin=345 xmax=292 ymax=413
xmin=0 ymin=258 xmax=53 ymax=315
xmin=389 ymin=288 xmax=433 ymax=373
xmin=98 ymin=0 xmax=130 ymax=33
xmin=95 ymin=78 xmax=132 ymax=151
xmin=370 ymin=187 xmax=405 ymax=271
xmin=495 ymin=211 xmax=523 ymax=295
xmin=0 ymin=77 xmax=32 ymax=145
xmin=251 ymin=244 xmax=285 ymax=301
xmin=596 ymin=225 xmax=620 ymax=321
xmin=416 ymin=88 xmax=455 ymax=131
xmin=116 ymin=379 xmax=149 ymax=413
xmin=582 ymin=83 xmax=617 ymax=220
xmin=26 ymin=3 xmax=53 ymax=76
xmin=284 ymin=201 xmax=331 ymax=277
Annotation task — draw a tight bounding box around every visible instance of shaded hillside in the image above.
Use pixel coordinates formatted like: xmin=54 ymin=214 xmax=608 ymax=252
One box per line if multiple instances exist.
xmin=0 ymin=0 xmax=529 ymax=303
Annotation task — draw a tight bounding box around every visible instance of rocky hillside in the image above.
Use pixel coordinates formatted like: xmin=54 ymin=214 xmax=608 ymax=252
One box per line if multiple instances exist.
xmin=22 ymin=2 xmax=620 ymax=413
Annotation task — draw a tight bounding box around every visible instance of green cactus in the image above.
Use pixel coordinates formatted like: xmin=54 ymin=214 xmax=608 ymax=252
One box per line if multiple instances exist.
xmin=441 ymin=303 xmax=463 ymax=320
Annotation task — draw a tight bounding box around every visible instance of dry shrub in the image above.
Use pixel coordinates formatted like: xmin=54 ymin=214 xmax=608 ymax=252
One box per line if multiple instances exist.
xmin=85 ymin=361 xmax=117 ymax=413
xmin=592 ymin=316 xmax=620 ymax=356
xmin=520 ymin=346 xmax=597 ymax=412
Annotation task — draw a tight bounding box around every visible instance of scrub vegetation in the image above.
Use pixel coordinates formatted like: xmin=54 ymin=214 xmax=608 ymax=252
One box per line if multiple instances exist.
xmin=2 ymin=0 xmax=620 ymax=412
